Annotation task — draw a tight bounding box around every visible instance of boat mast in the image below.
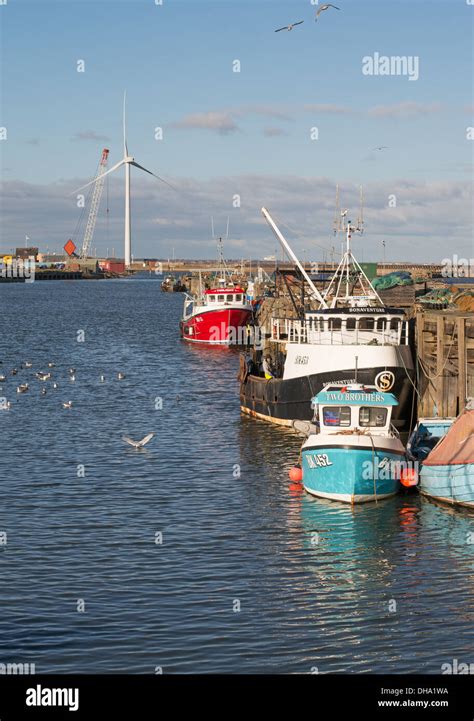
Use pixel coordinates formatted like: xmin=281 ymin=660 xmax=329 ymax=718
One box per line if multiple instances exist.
xmin=323 ymin=186 xmax=383 ymax=307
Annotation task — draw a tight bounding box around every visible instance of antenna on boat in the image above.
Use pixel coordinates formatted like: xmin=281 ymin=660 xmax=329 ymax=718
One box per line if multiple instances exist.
xmin=357 ymin=186 xmax=364 ymax=233
xmin=323 ymin=185 xmax=382 ymax=308
xmin=355 ymin=355 xmax=358 ymax=383
xmin=333 ymin=184 xmax=341 ymax=234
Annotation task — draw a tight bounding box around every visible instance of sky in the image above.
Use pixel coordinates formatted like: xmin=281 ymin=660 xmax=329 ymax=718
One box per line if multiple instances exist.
xmin=0 ymin=0 xmax=473 ymax=262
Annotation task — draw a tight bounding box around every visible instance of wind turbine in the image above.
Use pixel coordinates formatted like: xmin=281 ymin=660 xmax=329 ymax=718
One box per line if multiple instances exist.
xmin=74 ymin=93 xmax=174 ymax=268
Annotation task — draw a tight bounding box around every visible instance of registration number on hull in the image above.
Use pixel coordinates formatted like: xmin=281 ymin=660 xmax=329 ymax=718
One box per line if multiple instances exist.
xmin=306 ymin=453 xmax=333 ymax=468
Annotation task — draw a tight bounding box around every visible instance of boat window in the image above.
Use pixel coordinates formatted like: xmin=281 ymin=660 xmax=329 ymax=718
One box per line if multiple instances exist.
xmin=359 ymin=317 xmax=375 ymax=330
xmin=208 ymin=296 xmax=215 ymax=302
xmin=377 ymin=318 xmax=385 ymax=331
xmin=329 ymin=318 xmax=342 ymax=330
xmin=235 ymin=294 xmax=242 ymax=302
xmin=226 ymin=294 xmax=233 ymax=302
xmin=217 ymin=295 xmax=224 ymax=302
xmin=322 ymin=406 xmax=352 ymax=427
xmin=346 ymin=318 xmax=356 ymax=331
xmin=390 ymin=318 xmax=400 ymax=331
xmin=359 ymin=407 xmax=388 ymax=427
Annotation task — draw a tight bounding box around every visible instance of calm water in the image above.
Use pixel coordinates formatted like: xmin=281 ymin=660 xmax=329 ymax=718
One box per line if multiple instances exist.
xmin=0 ymin=279 xmax=473 ymax=674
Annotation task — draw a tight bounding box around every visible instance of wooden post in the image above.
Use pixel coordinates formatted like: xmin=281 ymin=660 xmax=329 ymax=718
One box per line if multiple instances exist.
xmin=436 ymin=315 xmax=445 ymax=416
xmin=457 ymin=316 xmax=466 ymax=412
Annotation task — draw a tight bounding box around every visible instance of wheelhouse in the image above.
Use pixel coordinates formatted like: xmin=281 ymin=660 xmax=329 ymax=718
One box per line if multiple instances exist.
xmin=311 ymin=384 xmax=399 ymax=435
xmin=271 ymin=308 xmax=409 ymax=346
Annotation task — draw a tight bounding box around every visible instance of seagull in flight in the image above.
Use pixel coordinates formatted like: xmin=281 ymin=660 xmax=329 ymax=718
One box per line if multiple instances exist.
xmin=373 ymin=146 xmax=389 ymax=151
xmin=122 ymin=433 xmax=154 ymax=449
xmin=275 ymin=20 xmax=304 ymax=33
xmin=315 ymin=4 xmax=340 ymax=21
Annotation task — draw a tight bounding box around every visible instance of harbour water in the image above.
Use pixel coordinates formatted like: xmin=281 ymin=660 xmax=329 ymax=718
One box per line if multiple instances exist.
xmin=0 ymin=279 xmax=473 ymax=673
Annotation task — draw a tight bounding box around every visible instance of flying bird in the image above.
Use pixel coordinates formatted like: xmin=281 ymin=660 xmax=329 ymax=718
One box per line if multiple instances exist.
xmin=373 ymin=146 xmax=389 ymax=151
xmin=275 ymin=20 xmax=304 ymax=33
xmin=122 ymin=433 xmax=154 ymax=449
xmin=315 ymin=4 xmax=340 ymax=21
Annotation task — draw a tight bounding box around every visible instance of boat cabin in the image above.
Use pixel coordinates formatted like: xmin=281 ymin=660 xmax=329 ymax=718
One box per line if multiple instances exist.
xmin=204 ymin=288 xmax=246 ymax=305
xmin=310 ymin=384 xmax=399 ymax=436
xmin=271 ymin=307 xmax=409 ymax=347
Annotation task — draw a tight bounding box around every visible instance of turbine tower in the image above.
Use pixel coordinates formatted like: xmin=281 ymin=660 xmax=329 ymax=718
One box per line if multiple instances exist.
xmin=74 ymin=93 xmax=173 ymax=268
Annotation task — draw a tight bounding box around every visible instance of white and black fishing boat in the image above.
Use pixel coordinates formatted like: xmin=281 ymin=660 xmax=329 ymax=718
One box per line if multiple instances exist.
xmin=239 ymin=202 xmax=415 ymax=430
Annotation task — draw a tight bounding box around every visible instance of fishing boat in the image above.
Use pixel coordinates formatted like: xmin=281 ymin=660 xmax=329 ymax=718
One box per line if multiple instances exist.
xmin=179 ymin=232 xmax=253 ymax=345
xmin=240 ymin=202 xmax=415 ymax=429
xmin=161 ymin=275 xmax=176 ymax=292
xmin=419 ymin=405 xmax=474 ymax=509
xmin=406 ymin=417 xmax=454 ymax=463
xmin=300 ymin=383 xmax=406 ymax=503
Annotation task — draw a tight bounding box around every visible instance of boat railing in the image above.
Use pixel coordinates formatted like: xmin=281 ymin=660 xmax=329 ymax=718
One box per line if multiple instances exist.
xmin=269 ymin=316 xmax=409 ymax=346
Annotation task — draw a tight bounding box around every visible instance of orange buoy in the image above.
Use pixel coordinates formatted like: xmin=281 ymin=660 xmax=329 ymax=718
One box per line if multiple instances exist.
xmin=289 ymin=465 xmax=303 ymax=483
xmin=400 ymin=467 xmax=418 ymax=487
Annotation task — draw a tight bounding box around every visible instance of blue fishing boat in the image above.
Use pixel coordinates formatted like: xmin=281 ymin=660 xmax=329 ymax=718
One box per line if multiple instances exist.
xmin=406 ymin=417 xmax=454 ymax=463
xmin=300 ymin=384 xmax=407 ymax=504
xmin=420 ymin=406 xmax=474 ymax=510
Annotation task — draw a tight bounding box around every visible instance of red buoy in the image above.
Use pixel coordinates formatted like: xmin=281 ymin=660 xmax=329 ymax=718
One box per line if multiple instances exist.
xmin=289 ymin=465 xmax=303 ymax=483
xmin=400 ymin=467 xmax=418 ymax=487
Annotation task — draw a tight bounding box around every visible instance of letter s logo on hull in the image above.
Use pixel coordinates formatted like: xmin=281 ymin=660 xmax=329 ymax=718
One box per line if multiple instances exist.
xmin=375 ymin=371 xmax=395 ymax=392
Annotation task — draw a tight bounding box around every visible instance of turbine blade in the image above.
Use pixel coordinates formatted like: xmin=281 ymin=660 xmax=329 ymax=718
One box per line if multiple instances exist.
xmin=130 ymin=161 xmax=177 ymax=190
xmin=71 ymin=160 xmax=125 ymax=194
xmin=123 ymin=90 xmax=128 ymax=156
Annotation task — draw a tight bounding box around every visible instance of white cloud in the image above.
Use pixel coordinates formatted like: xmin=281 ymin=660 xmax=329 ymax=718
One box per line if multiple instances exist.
xmin=0 ymin=175 xmax=471 ymax=262
xmin=70 ymin=130 xmax=111 ymax=142
xmin=368 ymin=102 xmax=443 ymax=118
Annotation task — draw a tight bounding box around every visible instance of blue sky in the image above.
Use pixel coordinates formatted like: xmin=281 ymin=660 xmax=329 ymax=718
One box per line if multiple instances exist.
xmin=0 ymin=0 xmax=473 ymax=261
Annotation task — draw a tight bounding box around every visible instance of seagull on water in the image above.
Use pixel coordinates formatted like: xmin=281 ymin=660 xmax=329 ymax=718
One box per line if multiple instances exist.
xmin=0 ymin=374 xmax=6 ymax=382
xmin=315 ymin=4 xmax=340 ymax=21
xmin=1 ymin=401 xmax=11 ymax=410
xmin=117 ymin=372 xmax=126 ymax=380
xmin=122 ymin=433 xmax=154 ymax=449
xmin=62 ymin=401 xmax=73 ymax=409
xmin=275 ymin=20 xmax=304 ymax=33
xmin=100 ymin=374 xmax=106 ymax=383
xmin=22 ymin=361 xmax=32 ymax=369
xmin=17 ymin=383 xmax=29 ymax=393
xmin=48 ymin=362 xmax=55 ymax=368
xmin=36 ymin=372 xmax=51 ymax=381
xmin=41 ymin=387 xmax=47 ymax=396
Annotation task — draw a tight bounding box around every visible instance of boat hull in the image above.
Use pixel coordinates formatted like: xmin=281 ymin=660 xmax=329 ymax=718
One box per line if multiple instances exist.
xmin=240 ymin=364 xmax=414 ymax=430
xmin=180 ymin=307 xmax=253 ymax=345
xmin=302 ymin=438 xmax=405 ymax=503
xmin=420 ymin=463 xmax=474 ymax=509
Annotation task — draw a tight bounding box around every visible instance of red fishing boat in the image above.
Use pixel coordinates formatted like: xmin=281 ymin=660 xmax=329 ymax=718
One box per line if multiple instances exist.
xmin=180 ymin=231 xmax=253 ymax=345
xmin=180 ymin=282 xmax=253 ymax=345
